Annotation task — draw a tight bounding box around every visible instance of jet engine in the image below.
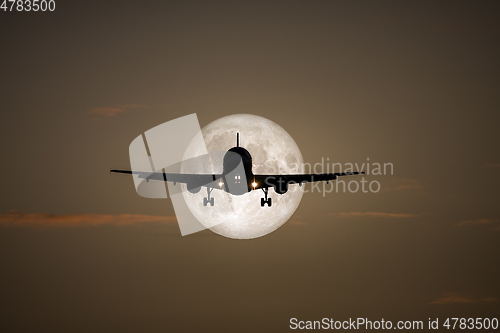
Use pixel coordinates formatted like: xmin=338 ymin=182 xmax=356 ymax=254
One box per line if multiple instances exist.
xmin=273 ymin=176 xmax=289 ymax=195
xmin=187 ymin=184 xmax=202 ymax=194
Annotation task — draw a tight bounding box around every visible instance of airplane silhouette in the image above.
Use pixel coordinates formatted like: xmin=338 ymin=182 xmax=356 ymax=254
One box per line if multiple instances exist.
xmin=111 ymin=133 xmax=365 ymax=207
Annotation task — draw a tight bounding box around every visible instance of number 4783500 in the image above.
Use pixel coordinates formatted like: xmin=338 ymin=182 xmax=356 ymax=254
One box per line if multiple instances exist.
xmin=1 ymin=0 xmax=56 ymax=12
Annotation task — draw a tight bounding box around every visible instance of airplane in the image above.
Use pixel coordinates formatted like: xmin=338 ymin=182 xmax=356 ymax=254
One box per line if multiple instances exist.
xmin=111 ymin=133 xmax=365 ymax=207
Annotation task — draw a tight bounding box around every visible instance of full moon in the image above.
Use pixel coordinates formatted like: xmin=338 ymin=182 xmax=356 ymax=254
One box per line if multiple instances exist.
xmin=180 ymin=114 xmax=304 ymax=239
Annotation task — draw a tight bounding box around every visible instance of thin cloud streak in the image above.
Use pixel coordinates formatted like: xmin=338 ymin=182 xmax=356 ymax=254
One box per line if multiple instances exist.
xmin=485 ymin=163 xmax=500 ymax=168
xmin=380 ymin=178 xmax=424 ymax=193
xmin=0 ymin=211 xmax=176 ymax=227
xmin=482 ymin=297 xmax=499 ymax=302
xmin=290 ymin=220 xmax=307 ymax=226
xmin=88 ymin=106 xmax=125 ymax=117
xmin=331 ymin=212 xmax=418 ymax=219
xmin=87 ymin=104 xmax=147 ymax=117
xmin=458 ymin=219 xmax=498 ymax=226
xmin=431 ymin=293 xmax=498 ymax=305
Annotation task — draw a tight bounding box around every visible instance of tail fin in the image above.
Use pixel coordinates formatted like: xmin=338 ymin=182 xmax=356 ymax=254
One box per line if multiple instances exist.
xmin=237 ymin=133 xmax=239 ymax=147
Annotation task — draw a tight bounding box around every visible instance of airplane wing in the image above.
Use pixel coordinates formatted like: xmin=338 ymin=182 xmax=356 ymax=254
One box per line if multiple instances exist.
xmin=110 ymin=169 xmax=222 ymax=188
xmin=253 ymin=172 xmax=365 ymax=190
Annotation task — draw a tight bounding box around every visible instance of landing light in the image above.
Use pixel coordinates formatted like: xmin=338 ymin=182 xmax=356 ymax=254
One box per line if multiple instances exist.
xmin=252 ymin=182 xmax=257 ymax=187
xmin=219 ymin=181 xmax=224 ymax=187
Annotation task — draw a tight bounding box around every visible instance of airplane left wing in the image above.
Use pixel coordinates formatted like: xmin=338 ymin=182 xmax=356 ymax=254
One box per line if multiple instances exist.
xmin=110 ymin=170 xmax=222 ymax=188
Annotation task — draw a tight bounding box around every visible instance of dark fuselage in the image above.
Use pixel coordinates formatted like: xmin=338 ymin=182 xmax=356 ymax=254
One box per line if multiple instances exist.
xmin=221 ymin=147 xmax=254 ymax=195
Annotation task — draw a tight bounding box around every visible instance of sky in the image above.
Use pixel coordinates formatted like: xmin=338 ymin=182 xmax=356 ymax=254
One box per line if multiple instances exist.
xmin=1 ymin=1 xmax=499 ymax=332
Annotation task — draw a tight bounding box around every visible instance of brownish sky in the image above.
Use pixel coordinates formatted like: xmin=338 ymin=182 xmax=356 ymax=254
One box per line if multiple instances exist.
xmin=1 ymin=1 xmax=499 ymax=332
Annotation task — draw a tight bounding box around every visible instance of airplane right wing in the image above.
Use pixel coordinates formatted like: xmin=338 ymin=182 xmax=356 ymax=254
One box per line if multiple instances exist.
xmin=253 ymin=171 xmax=365 ymax=190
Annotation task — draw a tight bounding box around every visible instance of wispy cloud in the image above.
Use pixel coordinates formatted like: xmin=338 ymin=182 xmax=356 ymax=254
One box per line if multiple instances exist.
xmin=331 ymin=212 xmax=418 ymax=218
xmin=431 ymin=293 xmax=498 ymax=305
xmin=458 ymin=219 xmax=498 ymax=227
xmin=380 ymin=178 xmax=424 ymax=193
xmin=0 ymin=211 xmax=176 ymax=227
xmin=87 ymin=104 xmax=147 ymax=117
xmin=288 ymin=215 xmax=307 ymax=225
xmin=485 ymin=163 xmax=500 ymax=168
xmin=88 ymin=106 xmax=125 ymax=117
xmin=482 ymin=297 xmax=499 ymax=302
